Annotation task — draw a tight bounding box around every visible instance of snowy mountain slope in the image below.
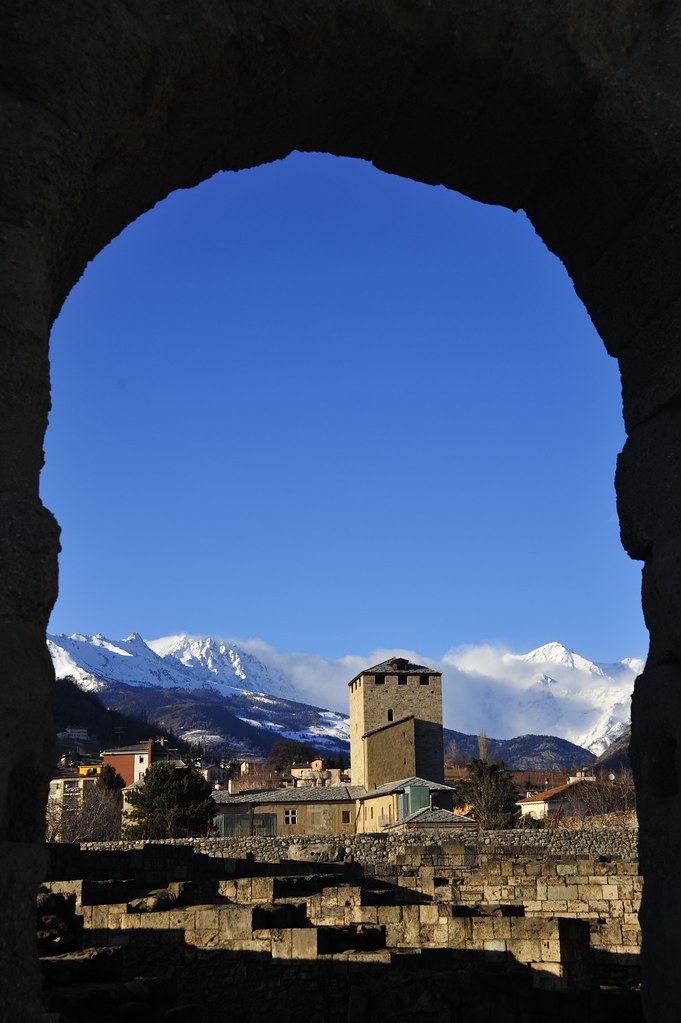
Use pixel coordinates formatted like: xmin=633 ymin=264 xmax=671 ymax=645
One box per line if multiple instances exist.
xmin=48 ymin=632 xmax=195 ymax=693
xmin=48 ymin=631 xmax=300 ymax=700
xmin=440 ymin=642 xmax=643 ymax=756
xmin=147 ymin=634 xmax=297 ymax=699
xmin=47 ymin=633 xmax=643 ymax=757
xmin=100 ymin=681 xmax=349 ymax=756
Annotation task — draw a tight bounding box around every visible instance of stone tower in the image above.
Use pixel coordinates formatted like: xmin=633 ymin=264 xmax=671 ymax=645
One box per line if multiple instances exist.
xmin=348 ymin=656 xmax=444 ymax=788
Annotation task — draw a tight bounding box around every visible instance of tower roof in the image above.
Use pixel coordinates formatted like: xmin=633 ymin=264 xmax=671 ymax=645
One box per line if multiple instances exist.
xmin=348 ymin=656 xmax=441 ymax=685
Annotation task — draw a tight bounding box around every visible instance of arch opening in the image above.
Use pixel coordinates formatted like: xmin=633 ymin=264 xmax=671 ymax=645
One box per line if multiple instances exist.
xmin=2 ymin=3 xmax=681 ymax=1019
xmin=44 ymin=152 xmax=644 ymax=678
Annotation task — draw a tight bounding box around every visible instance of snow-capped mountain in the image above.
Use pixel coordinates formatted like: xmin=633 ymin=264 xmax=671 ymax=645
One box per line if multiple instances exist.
xmin=147 ymin=635 xmax=296 ymax=699
xmin=47 ymin=632 xmax=644 ymax=757
xmin=47 ymin=631 xmax=343 ymax=753
xmin=48 ymin=631 xmax=299 ymax=701
xmin=440 ymin=641 xmax=644 ymax=756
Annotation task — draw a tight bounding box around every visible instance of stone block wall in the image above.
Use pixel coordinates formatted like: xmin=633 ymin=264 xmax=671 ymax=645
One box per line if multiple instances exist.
xmin=62 ymin=879 xmax=592 ymax=994
xmin=47 ymin=829 xmax=642 ymax=962
xmin=73 ymin=824 xmax=639 ymax=863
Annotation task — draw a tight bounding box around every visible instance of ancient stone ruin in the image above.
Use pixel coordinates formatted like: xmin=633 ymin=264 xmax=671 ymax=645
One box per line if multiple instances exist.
xmin=40 ymin=833 xmax=642 ymax=1021
xmin=2 ymin=2 xmax=681 ymax=1019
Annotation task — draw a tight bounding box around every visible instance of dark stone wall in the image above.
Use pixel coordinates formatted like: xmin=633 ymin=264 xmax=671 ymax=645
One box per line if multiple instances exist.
xmin=2 ymin=2 xmax=681 ymax=1018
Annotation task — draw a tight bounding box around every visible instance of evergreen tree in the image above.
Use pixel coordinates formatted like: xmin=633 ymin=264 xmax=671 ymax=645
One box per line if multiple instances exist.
xmin=96 ymin=764 xmax=125 ymax=792
xmin=267 ymin=739 xmax=319 ymax=771
xmin=124 ymin=762 xmax=214 ymax=839
xmin=452 ymin=757 xmax=518 ymax=829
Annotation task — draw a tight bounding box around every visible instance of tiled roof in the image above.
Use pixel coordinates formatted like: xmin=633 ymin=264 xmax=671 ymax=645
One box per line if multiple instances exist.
xmin=516 ymin=780 xmax=584 ymax=804
xmin=359 ymin=776 xmax=455 ymax=800
xmin=100 ymin=740 xmax=176 ymax=757
xmin=388 ymin=806 xmax=476 ymax=828
xmin=349 ymin=657 xmax=441 ymax=685
xmin=212 ymin=784 xmax=365 ymax=806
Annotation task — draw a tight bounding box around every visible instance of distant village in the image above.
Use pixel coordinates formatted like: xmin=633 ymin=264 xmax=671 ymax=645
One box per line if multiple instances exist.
xmin=49 ymin=656 xmax=634 ymax=841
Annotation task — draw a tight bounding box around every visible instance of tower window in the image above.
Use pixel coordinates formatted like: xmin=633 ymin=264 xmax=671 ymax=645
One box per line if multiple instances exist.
xmin=420 ymin=677 xmax=430 ymax=685
xmin=398 ymin=674 xmax=407 ymax=685
xmin=374 ymin=675 xmax=385 ymax=685
xmin=387 ymin=709 xmax=394 ymax=722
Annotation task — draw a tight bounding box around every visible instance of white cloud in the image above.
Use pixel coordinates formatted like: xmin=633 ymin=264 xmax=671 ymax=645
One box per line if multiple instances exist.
xmin=227 ymin=637 xmax=641 ymax=755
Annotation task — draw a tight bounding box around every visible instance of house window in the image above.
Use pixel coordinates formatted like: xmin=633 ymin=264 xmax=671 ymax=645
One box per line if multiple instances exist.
xmin=387 ymin=709 xmax=394 ymax=722
xmin=284 ymin=809 xmax=298 ymax=825
xmin=342 ymin=811 xmax=350 ymax=824
xmin=139 ymin=756 xmax=144 ymax=763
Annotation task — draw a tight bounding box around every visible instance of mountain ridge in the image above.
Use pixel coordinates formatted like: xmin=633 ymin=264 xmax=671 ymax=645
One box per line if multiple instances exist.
xmin=48 ymin=631 xmax=643 ymax=756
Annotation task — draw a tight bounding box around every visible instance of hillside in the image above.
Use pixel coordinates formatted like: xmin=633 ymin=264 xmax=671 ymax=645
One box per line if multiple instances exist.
xmin=443 ymin=728 xmax=595 ymax=772
xmin=48 ymin=631 xmax=643 ymax=756
xmin=592 ymin=725 xmax=632 ymax=774
xmin=53 ymin=676 xmax=187 ymax=757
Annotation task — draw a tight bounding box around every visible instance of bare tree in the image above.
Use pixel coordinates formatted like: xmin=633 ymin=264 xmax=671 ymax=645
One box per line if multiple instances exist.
xmin=545 ymin=771 xmax=636 ymax=828
xmin=46 ymin=787 xmax=122 ymax=843
xmin=445 ymin=738 xmax=462 ymax=768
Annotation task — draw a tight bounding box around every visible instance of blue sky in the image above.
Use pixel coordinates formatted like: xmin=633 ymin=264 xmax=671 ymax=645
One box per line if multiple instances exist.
xmin=42 ymin=151 xmax=647 ymax=662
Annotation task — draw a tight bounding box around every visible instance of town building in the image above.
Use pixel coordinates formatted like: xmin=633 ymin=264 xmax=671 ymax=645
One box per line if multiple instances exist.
xmin=100 ymin=739 xmax=179 ymax=787
xmin=56 ymin=725 xmax=90 ymax=743
xmin=348 ymin=656 xmax=444 ymax=788
xmin=212 ymin=656 xmax=464 ymax=836
xmin=516 ymin=777 xmax=597 ymax=820
xmin=212 ymin=783 xmax=363 ymax=837
xmin=355 ymin=776 xmax=455 ymax=832
xmin=48 ymin=772 xmax=98 ymax=813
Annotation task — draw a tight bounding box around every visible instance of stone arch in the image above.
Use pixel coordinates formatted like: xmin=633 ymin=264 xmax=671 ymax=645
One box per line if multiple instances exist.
xmin=2 ymin=2 xmax=681 ymax=1018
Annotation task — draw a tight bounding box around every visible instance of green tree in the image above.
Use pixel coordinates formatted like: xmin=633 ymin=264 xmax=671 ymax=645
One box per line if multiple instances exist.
xmin=267 ymin=739 xmax=319 ymax=771
xmin=124 ymin=763 xmax=214 ymax=839
xmin=96 ymin=764 xmax=125 ymax=792
xmin=453 ymin=757 xmax=518 ymax=829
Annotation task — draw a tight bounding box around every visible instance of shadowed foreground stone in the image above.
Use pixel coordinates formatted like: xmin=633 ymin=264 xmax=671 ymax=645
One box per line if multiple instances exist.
xmin=2 ymin=1 xmax=681 ymax=1019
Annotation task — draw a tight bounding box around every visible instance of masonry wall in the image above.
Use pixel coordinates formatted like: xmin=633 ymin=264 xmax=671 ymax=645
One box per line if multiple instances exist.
xmin=44 ymin=829 xmax=640 ymax=1012
xmin=71 ymin=827 xmax=640 ymax=864
xmin=216 ymin=800 xmax=357 ymax=836
xmin=53 ymin=829 xmax=641 ymax=961
xmin=361 ymin=673 xmax=443 ymax=735
xmin=363 ymin=718 xmax=417 ymax=788
xmin=349 ymin=672 xmax=442 ymax=787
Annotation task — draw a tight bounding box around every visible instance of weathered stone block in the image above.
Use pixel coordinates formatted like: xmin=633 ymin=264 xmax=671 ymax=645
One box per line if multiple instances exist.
xmin=510 ymin=938 xmax=542 ymax=963
xmin=541 ymin=939 xmax=562 ymax=962
xmin=195 ymin=906 xmax=220 ymax=929
xmin=376 ymin=906 xmax=402 ymax=924
xmin=419 ymin=904 xmax=439 ymax=925
xmin=344 ymin=906 xmax=379 ymax=925
xmin=142 ymin=910 xmax=171 ymax=930
xmin=547 ymin=884 xmax=578 ymax=901
xmin=170 ymin=909 xmax=195 ymax=930
xmin=531 ymin=961 xmax=567 ymax=990
xmin=218 ymin=880 xmax=237 ymax=900
xmin=234 ymin=878 xmax=252 ymax=903
xmin=291 ymin=928 xmax=318 ymax=959
xmin=218 ymin=905 xmax=253 ymax=941
xmin=250 ymin=877 xmax=274 ymax=903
